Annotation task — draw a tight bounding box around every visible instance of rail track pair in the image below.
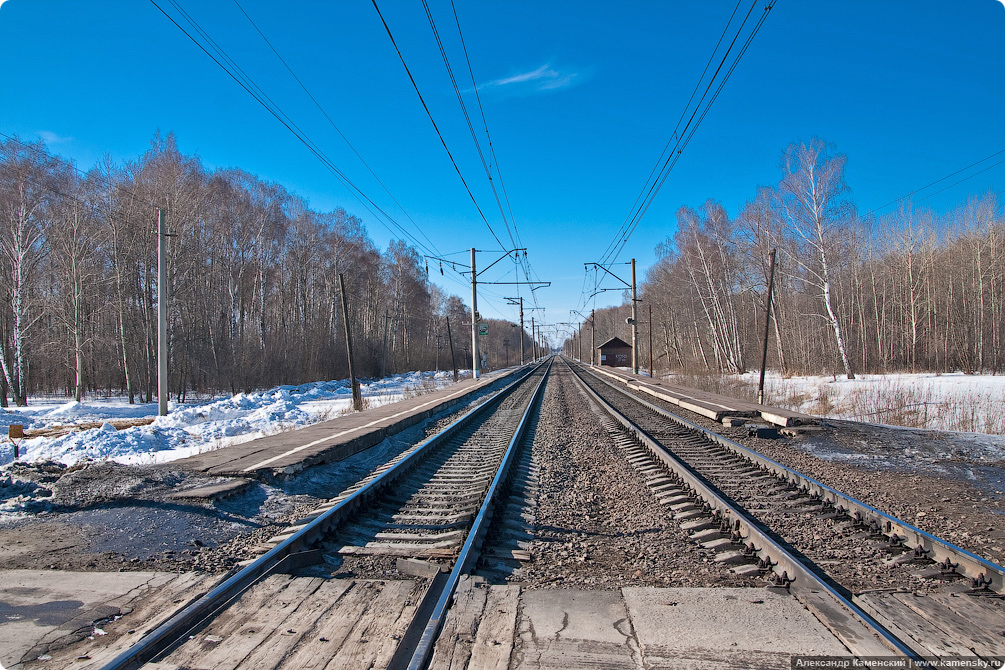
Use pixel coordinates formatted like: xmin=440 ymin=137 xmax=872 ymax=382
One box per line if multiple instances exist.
xmin=98 ymin=357 xmax=1004 ymax=668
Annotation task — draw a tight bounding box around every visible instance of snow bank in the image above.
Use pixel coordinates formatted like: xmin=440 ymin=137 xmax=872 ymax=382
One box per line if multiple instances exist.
xmin=0 ymin=371 xmax=459 ymax=468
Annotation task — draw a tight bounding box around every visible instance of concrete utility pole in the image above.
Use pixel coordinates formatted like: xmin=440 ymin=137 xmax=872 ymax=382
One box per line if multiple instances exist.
xmin=591 ymin=309 xmax=595 ymax=365
xmin=518 ymin=298 xmax=524 ymax=364
xmin=446 ymin=316 xmax=458 ymax=382
xmin=338 ymin=273 xmax=362 ymax=411
xmin=531 ymin=316 xmax=536 ymax=361
xmin=470 ymin=248 xmax=480 ymax=379
xmin=631 ymin=258 xmax=639 ymax=374
xmin=758 ymin=249 xmax=778 ymax=405
xmin=157 ymin=208 xmax=168 ymax=416
xmin=649 ymin=304 xmax=654 ymax=376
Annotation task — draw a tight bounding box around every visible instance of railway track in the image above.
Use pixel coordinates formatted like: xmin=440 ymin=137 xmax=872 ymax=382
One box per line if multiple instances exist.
xmin=565 ymin=357 xmax=1005 ymax=660
xmin=34 ymin=357 xmax=1005 ymax=668
xmin=95 ymin=360 xmax=551 ymax=670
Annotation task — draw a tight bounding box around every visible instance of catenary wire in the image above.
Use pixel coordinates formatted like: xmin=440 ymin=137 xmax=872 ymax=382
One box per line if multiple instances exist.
xmin=602 ymin=0 xmax=766 ymax=266
xmin=232 ymin=0 xmax=441 ymax=256
xmin=597 ymin=0 xmax=746 ymax=266
xmin=370 ymin=0 xmax=505 ymax=250
xmin=151 ymin=0 xmax=440 ymax=258
xmin=865 ymin=148 xmax=1005 ymax=217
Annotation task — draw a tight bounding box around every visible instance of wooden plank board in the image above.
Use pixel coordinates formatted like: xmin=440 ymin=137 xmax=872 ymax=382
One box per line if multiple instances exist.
xmin=892 ymin=591 xmax=1005 ymax=655
xmin=239 ymin=579 xmax=379 ymax=670
xmin=312 ymin=579 xmax=420 ymax=669
xmin=429 ymin=576 xmax=489 ymax=670
xmin=854 ymin=593 xmax=974 ymax=656
xmin=795 ymin=589 xmax=896 ymax=657
xmin=468 ymin=585 xmax=519 ymax=670
xmin=321 ymin=580 xmax=426 ymax=669
xmin=930 ymin=591 xmax=1005 ymax=638
xmin=165 ymin=575 xmax=330 ymax=670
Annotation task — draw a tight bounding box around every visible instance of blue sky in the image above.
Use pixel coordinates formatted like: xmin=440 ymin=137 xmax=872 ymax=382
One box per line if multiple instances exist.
xmin=2 ymin=1 xmax=1004 ymax=343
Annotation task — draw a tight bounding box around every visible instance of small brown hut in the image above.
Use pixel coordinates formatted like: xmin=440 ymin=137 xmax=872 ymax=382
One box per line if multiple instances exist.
xmin=597 ymin=336 xmax=631 ymax=367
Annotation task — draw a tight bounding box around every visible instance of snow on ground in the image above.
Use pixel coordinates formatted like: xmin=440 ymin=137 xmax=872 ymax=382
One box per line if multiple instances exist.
xmin=746 ymin=371 xmax=1005 ymax=435
xmin=0 ymin=371 xmax=463 ymax=469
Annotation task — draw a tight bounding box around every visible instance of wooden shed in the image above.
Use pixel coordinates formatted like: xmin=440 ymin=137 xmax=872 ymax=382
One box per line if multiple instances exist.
xmin=597 ymin=336 xmax=631 ymax=367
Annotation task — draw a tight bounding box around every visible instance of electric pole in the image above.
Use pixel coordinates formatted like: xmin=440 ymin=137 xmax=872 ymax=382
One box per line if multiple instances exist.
xmin=758 ymin=249 xmax=777 ymax=405
xmin=338 ymin=273 xmax=362 ymax=411
xmin=531 ymin=316 xmax=536 ymax=361
xmin=631 ymin=258 xmax=638 ymax=374
xmin=505 ymin=296 xmax=526 ymax=365
xmin=584 ymin=260 xmax=636 ymax=370
xmin=157 ymin=208 xmax=168 ymax=416
xmin=591 ymin=309 xmax=595 ymax=365
xmin=470 ymin=248 xmax=480 ymax=379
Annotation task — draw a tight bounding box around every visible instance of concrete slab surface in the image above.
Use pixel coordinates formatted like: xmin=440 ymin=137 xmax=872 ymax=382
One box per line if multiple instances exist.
xmin=514 ymin=589 xmax=641 ymax=668
xmin=0 ymin=570 xmax=178 ymax=669
xmin=622 ymin=587 xmax=849 ymax=669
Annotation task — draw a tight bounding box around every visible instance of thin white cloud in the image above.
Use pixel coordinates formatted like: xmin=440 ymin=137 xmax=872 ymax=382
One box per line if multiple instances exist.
xmin=480 ymin=64 xmax=581 ymax=93
xmin=37 ymin=131 xmax=72 ymax=145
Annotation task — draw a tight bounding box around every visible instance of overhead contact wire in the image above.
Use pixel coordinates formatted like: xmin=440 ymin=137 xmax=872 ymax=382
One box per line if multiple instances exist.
xmin=371 ymin=0 xmax=505 ymax=250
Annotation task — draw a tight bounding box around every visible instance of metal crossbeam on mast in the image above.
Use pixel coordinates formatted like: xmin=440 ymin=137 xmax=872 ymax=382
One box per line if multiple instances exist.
xmin=430 ymin=248 xmax=547 ymax=378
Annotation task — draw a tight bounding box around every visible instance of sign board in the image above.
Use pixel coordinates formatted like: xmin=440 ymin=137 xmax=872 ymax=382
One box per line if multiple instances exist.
xmin=8 ymin=424 xmax=23 ymax=440
xmin=478 ymin=323 xmax=488 ymax=336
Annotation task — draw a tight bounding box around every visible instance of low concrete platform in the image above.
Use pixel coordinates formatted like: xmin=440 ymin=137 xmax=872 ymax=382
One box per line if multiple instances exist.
xmin=0 ymin=570 xmax=215 ymax=669
xmin=8 ymin=572 xmax=849 ymax=669
xmin=172 ymin=368 xmax=521 ymax=479
xmin=586 ymin=364 xmax=816 ymax=427
xmin=16 ymin=571 xmax=974 ymax=670
xmin=432 ymin=579 xmax=850 ymax=669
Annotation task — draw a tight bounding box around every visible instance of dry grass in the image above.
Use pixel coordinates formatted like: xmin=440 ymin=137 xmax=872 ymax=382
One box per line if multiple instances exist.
xmin=669 ymin=371 xmax=1005 ymax=435
xmin=831 ymin=380 xmax=1005 ymax=434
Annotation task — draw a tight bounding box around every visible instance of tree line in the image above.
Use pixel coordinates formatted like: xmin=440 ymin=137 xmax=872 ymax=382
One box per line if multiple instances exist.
xmin=568 ymin=139 xmax=1004 ymax=378
xmin=0 ymin=133 xmax=531 ymax=406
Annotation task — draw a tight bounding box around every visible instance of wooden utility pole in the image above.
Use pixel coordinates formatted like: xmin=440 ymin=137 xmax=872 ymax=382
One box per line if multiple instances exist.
xmin=157 ymin=208 xmax=169 ymax=416
xmin=470 ymin=248 xmax=480 ymax=379
xmin=338 ymin=273 xmax=362 ymax=411
xmin=758 ymin=249 xmax=777 ymax=405
xmin=630 ymin=258 xmax=638 ymax=374
xmin=446 ymin=316 xmax=458 ymax=382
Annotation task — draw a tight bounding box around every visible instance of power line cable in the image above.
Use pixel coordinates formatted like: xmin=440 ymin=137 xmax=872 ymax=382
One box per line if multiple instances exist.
xmin=865 ymin=148 xmax=1005 ymax=217
xmin=422 ymin=0 xmax=517 ymax=252
xmin=231 ymin=0 xmax=441 ymax=256
xmin=599 ymin=0 xmax=774 ymax=270
xmin=370 ymin=0 xmax=505 ymax=250
xmin=150 ymin=0 xmax=440 ymax=257
xmin=598 ymin=0 xmax=746 ymax=265
xmin=445 ymin=0 xmax=540 ymax=308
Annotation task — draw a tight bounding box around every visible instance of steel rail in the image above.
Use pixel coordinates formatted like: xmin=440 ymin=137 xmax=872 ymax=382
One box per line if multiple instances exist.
xmin=99 ymin=364 xmax=542 ymax=670
xmin=567 ymin=360 xmax=918 ymax=660
xmin=405 ymin=358 xmax=552 ymax=670
xmin=574 ymin=361 xmax=1005 ymax=594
